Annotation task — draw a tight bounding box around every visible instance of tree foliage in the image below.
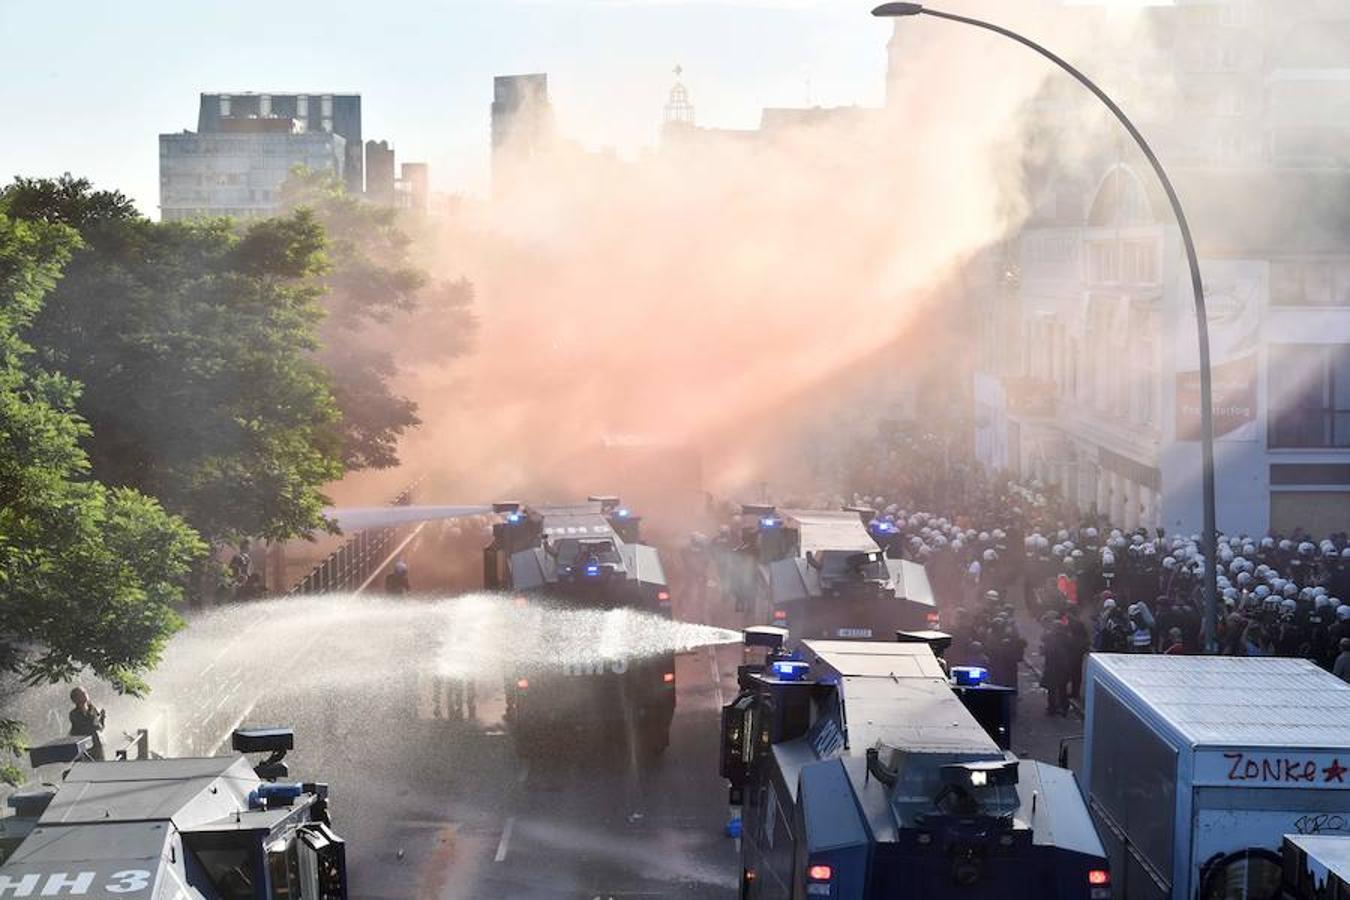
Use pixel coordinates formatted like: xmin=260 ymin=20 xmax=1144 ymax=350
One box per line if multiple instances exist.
xmin=0 ymin=205 xmax=203 ymax=782
xmin=280 ymin=170 xmax=476 ymax=470
xmin=3 ymin=176 xmax=344 ymax=546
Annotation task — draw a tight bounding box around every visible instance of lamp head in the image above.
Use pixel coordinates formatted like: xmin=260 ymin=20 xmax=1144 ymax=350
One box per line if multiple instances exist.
xmin=872 ymin=2 xmax=925 ymax=16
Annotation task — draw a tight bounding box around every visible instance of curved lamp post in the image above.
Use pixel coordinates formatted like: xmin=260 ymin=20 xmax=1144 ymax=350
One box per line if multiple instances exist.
xmin=874 ymin=2 xmax=1220 ymax=651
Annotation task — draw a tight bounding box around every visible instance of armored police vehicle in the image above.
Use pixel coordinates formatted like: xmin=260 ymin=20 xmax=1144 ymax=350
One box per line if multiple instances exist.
xmin=727 ymin=505 xmax=938 ymax=640
xmin=720 ymin=634 xmax=1109 ymax=900
xmin=484 ymin=496 xmax=676 ymax=754
xmin=0 ymin=728 xmax=346 ymax=899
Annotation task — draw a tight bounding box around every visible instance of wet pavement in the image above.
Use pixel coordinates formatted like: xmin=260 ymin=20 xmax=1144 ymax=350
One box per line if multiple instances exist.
xmin=240 ymin=530 xmax=743 ymax=899
xmin=0 ymin=530 xmax=1087 ymax=899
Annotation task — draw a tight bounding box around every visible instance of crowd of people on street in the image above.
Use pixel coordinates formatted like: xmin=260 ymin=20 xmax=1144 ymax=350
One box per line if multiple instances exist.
xmin=837 ymin=477 xmax=1350 ymax=698
xmin=693 ymin=470 xmax=1350 ymax=721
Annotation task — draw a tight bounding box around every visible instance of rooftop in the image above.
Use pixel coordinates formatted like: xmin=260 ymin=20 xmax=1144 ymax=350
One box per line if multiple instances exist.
xmin=1092 ymin=654 xmax=1350 ymax=748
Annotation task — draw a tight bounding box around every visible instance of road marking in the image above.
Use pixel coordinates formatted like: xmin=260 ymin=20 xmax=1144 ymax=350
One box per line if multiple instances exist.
xmin=205 ymin=535 xmax=396 ymax=754
xmin=494 ymin=816 xmax=516 ymax=863
xmin=357 ymin=521 xmax=427 ymax=594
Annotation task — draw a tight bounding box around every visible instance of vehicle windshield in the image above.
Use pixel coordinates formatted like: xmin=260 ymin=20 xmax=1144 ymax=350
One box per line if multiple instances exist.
xmin=815 ymin=550 xmax=888 ymax=582
xmin=553 ymin=538 xmax=621 ymax=566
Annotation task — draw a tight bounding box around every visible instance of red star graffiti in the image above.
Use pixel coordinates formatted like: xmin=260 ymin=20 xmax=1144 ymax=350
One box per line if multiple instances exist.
xmin=1323 ymin=759 xmax=1347 ymax=783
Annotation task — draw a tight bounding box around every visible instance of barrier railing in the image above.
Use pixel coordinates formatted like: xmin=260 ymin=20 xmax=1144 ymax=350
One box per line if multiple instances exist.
xmin=287 ymin=481 xmax=419 ymax=596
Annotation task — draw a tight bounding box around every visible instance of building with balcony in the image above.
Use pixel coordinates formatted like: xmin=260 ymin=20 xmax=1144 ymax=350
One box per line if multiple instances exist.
xmin=974 ymin=166 xmax=1350 ymax=536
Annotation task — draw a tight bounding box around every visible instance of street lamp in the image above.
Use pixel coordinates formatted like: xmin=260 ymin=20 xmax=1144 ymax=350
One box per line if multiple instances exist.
xmin=874 ymin=3 xmax=1221 ymax=651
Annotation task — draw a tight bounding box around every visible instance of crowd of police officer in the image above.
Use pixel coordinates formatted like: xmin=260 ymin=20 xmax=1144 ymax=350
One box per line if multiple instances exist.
xmin=840 ymin=480 xmax=1350 ymax=687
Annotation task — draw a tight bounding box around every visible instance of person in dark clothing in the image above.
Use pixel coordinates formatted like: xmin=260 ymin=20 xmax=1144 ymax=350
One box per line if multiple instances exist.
xmin=1095 ymin=599 xmax=1130 ymax=652
xmin=68 ymin=686 xmax=106 ymax=761
xmin=384 ymin=559 xmax=411 ymax=595
xmin=1062 ymin=610 xmax=1090 ymax=700
xmin=1333 ymin=638 xmax=1350 ymax=682
xmin=1175 ymin=600 xmax=1202 ymax=653
xmin=1040 ymin=619 xmax=1072 ymax=716
xmin=988 ymin=618 xmax=1025 ymax=692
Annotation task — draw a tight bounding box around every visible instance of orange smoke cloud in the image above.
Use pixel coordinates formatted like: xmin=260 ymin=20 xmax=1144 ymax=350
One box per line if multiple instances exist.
xmin=355 ymin=1 xmax=1151 ymax=510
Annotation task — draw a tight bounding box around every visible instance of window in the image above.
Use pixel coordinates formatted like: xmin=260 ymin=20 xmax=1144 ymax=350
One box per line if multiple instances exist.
xmin=1089 ymin=242 xmax=1120 ymax=283
xmin=1271 ymin=260 xmax=1350 ymax=307
xmin=1269 ymin=344 xmax=1350 ymax=448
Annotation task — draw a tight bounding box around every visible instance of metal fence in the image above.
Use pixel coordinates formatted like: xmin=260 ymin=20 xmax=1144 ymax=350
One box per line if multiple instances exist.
xmin=287 ymin=482 xmax=418 ymax=596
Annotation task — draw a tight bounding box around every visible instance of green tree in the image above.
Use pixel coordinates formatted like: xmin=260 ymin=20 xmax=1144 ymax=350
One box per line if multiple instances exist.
xmin=4 ymin=176 xmax=344 ymax=547
xmin=280 ymin=170 xmax=476 ymax=470
xmin=0 ymin=208 xmax=203 ymax=783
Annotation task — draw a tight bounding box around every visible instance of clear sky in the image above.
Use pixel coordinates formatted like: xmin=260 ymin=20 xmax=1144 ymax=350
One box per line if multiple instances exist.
xmin=0 ymin=0 xmax=896 ymax=216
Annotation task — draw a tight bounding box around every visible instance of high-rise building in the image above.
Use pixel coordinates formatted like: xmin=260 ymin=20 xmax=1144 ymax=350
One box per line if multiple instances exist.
xmin=365 ymin=139 xmax=396 ymax=204
xmin=397 ymin=162 xmax=429 ymax=213
xmin=491 ymin=74 xmax=553 ymax=190
xmin=159 ymin=118 xmax=345 ymax=222
xmin=198 ymin=93 xmax=363 ymax=194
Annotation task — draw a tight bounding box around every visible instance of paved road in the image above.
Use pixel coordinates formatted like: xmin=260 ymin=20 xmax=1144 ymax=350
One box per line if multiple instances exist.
xmin=240 ymin=525 xmax=742 ymax=900
xmin=1 ymin=524 xmax=1085 ymax=899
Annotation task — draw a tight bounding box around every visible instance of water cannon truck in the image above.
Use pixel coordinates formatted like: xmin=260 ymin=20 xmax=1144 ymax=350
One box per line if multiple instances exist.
xmin=726 ymin=505 xmax=938 ymax=640
xmin=0 ymin=727 xmax=346 ymax=899
xmin=484 ymin=496 xmax=677 ymax=754
xmin=720 ymin=629 xmax=1108 ymax=899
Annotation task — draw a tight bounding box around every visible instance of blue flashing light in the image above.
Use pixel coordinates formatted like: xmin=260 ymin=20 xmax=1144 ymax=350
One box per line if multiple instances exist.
xmin=771 ymin=660 xmax=810 ymax=682
xmin=760 ymin=517 xmax=780 ymax=529
xmin=951 ymin=665 xmax=988 ymax=687
xmin=585 ymin=564 xmax=601 ymax=577
xmin=248 ymin=782 xmax=303 ymax=809
xmin=615 ymin=508 xmax=631 ymax=518
xmin=871 ymin=520 xmax=895 ymax=533
xmin=506 ymin=512 xmax=524 ymax=524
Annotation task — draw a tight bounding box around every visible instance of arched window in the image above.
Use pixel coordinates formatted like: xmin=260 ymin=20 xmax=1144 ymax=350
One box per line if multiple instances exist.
xmin=1087 ymin=164 xmax=1163 ymax=228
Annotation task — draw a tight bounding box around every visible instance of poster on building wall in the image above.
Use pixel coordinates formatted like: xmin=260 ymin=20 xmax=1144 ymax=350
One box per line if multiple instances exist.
xmin=1176 ymin=353 xmax=1258 ymax=441
xmin=1173 ymin=259 xmax=1264 ymax=442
